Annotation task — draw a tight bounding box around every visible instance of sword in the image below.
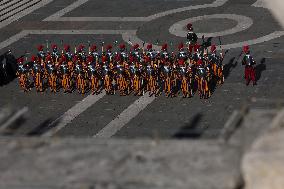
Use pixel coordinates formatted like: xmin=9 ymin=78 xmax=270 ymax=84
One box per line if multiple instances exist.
xmin=88 ymin=40 xmax=91 ymax=53
xmin=128 ymin=38 xmax=133 ymax=46
xmin=46 ymin=40 xmax=49 ymax=52
xmin=61 ymin=40 xmax=64 ymax=54
xmin=101 ymin=41 xmax=105 ymax=53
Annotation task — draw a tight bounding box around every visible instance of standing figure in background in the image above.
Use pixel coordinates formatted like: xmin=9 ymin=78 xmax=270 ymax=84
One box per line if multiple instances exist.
xmin=242 ymin=45 xmax=256 ymax=86
xmin=186 ymin=23 xmax=198 ymax=45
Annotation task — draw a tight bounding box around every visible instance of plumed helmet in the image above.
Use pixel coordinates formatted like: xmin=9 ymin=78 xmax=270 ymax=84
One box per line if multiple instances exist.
xmin=102 ymin=56 xmax=107 ymax=62
xmin=31 ymin=55 xmax=37 ymax=62
xmin=61 ymin=55 xmax=67 ymax=62
xmin=187 ymin=23 xmax=193 ymax=30
xmin=133 ymin=43 xmax=139 ymax=50
xmin=17 ymin=57 xmax=24 ymax=63
xmin=64 ymin=44 xmax=70 ymax=51
xmin=211 ymin=45 xmax=216 ymax=52
xmin=188 ymin=44 xmax=194 ymax=53
xmin=37 ymin=45 xmax=44 ymax=51
xmin=178 ymin=43 xmax=184 ymax=50
xmin=78 ymin=44 xmax=85 ymax=51
xmin=46 ymin=55 xmax=52 ymax=62
xmin=72 ymin=55 xmax=78 ymax=62
xmin=52 ymin=44 xmax=57 ymax=49
xmin=178 ymin=59 xmax=185 ymax=65
xmin=87 ymin=55 xmax=94 ymax=62
xmin=119 ymin=43 xmax=126 ymax=49
xmin=90 ymin=45 xmax=97 ymax=51
xmin=243 ymin=45 xmax=250 ymax=53
xmin=161 ymin=43 xmax=168 ymax=51
xmin=197 ymin=59 xmax=203 ymax=66
xmin=107 ymin=44 xmax=112 ymax=50
xmin=194 ymin=44 xmax=200 ymax=52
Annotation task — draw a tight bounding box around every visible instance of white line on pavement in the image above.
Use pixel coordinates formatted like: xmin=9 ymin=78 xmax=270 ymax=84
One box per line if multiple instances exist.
xmin=0 ymin=0 xmax=54 ymax=29
xmin=221 ymin=31 xmax=284 ymax=49
xmin=0 ymin=30 xmax=29 ymax=50
xmin=26 ymin=29 xmax=137 ymax=35
xmin=42 ymin=92 xmax=106 ymax=137
xmin=1 ymin=29 xmax=284 ymax=52
xmin=43 ymin=0 xmax=89 ymax=21
xmin=0 ymin=0 xmax=14 ymax=6
xmin=0 ymin=0 xmax=21 ymax=11
xmin=0 ymin=0 xmax=40 ymax=21
xmin=122 ymin=29 xmax=284 ymax=50
xmin=94 ymin=95 xmax=156 ymax=138
xmin=169 ymin=14 xmax=253 ymax=38
xmin=252 ymin=0 xmax=267 ymax=8
xmin=44 ymin=0 xmax=229 ymax=22
xmin=0 ymin=30 xmax=136 ymax=50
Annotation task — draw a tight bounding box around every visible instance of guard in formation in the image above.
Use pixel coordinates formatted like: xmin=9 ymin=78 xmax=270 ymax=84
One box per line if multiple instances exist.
xmin=15 ymin=23 xmax=257 ymax=98
xmin=16 ymin=42 xmax=226 ymax=99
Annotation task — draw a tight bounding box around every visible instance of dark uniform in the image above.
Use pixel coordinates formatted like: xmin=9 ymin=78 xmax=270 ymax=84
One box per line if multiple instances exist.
xmin=242 ymin=45 xmax=256 ymax=85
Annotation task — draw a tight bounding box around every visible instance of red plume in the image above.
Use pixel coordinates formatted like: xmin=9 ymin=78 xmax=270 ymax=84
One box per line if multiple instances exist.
xmin=178 ymin=43 xmax=184 ymax=50
xmin=162 ymin=43 xmax=168 ymax=50
xmin=119 ymin=43 xmax=126 ymax=49
xmin=133 ymin=43 xmax=139 ymax=49
xmin=187 ymin=23 xmax=193 ymax=30
xmin=37 ymin=45 xmax=44 ymax=51
xmin=211 ymin=45 xmax=216 ymax=52
xmin=243 ymin=45 xmax=249 ymax=53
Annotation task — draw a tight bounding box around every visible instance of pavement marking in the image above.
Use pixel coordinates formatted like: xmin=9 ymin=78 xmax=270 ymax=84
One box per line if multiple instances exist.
xmin=43 ymin=0 xmax=89 ymax=21
xmin=0 ymin=30 xmax=29 ymax=50
xmin=269 ymin=108 xmax=284 ymax=129
xmin=44 ymin=0 xmax=229 ymax=22
xmin=94 ymin=95 xmax=156 ymax=138
xmin=0 ymin=30 xmax=136 ymax=50
xmin=0 ymin=0 xmax=40 ymax=21
xmin=1 ymin=29 xmax=284 ymax=52
xmin=42 ymin=92 xmax=106 ymax=137
xmin=0 ymin=0 xmax=54 ymax=29
xmin=221 ymin=30 xmax=284 ymax=49
xmin=252 ymin=0 xmax=267 ymax=8
xmin=0 ymin=107 xmax=28 ymax=133
xmin=0 ymin=0 xmax=21 ymax=11
xmin=26 ymin=29 xmax=137 ymax=35
xmin=122 ymin=29 xmax=284 ymax=50
xmin=169 ymin=14 xmax=253 ymax=38
xmin=0 ymin=0 xmax=14 ymax=6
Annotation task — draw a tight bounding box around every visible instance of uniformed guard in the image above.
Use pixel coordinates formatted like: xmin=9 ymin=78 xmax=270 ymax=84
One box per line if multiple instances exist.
xmin=242 ymin=45 xmax=256 ymax=86
xmin=77 ymin=44 xmax=86 ymax=60
xmin=51 ymin=44 xmax=60 ymax=60
xmin=160 ymin=44 xmax=169 ymax=61
xmin=106 ymin=44 xmax=113 ymax=63
xmin=186 ymin=23 xmax=198 ymax=45
xmin=115 ymin=43 xmax=128 ymax=62
xmin=37 ymin=45 xmax=45 ymax=60
xmin=131 ymin=43 xmax=142 ymax=63
xmin=146 ymin=43 xmax=157 ymax=62
xmin=90 ymin=44 xmax=99 ymax=64
xmin=63 ymin=45 xmax=73 ymax=61
xmin=177 ymin=43 xmax=188 ymax=66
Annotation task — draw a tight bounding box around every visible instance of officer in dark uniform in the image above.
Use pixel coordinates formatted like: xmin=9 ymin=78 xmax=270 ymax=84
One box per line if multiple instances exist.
xmin=186 ymin=23 xmax=198 ymax=45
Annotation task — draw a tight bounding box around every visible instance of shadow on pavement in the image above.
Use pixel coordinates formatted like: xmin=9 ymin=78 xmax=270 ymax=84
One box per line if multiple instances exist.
xmin=223 ymin=57 xmax=237 ymax=79
xmin=27 ymin=117 xmax=62 ymax=136
xmin=255 ymin=58 xmax=266 ymax=81
xmin=172 ymin=113 xmax=203 ymax=139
